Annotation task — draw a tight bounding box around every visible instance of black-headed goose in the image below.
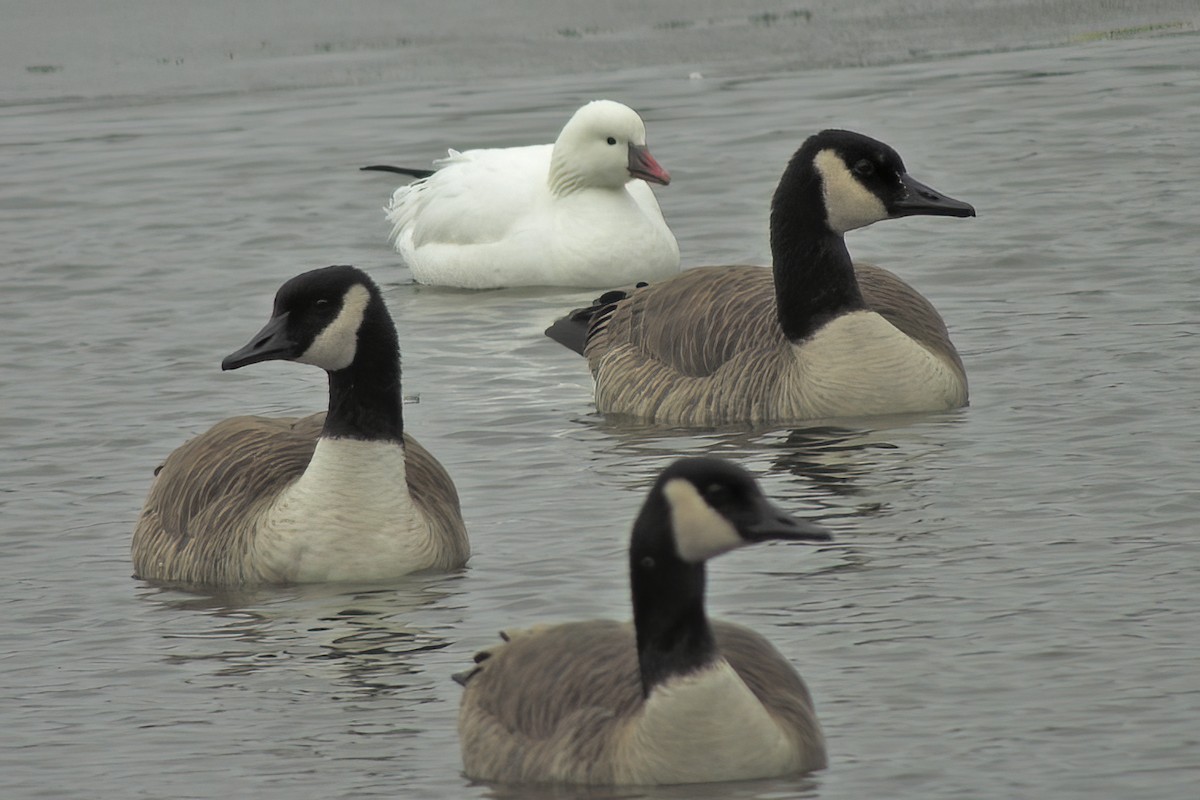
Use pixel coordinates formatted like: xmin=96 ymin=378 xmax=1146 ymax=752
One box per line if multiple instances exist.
xmin=131 ymin=265 xmax=468 ymax=586
xmin=361 ymin=100 xmax=679 ymax=288
xmin=546 ymin=128 xmax=975 ymax=426
xmin=455 ymin=457 xmax=830 ymax=785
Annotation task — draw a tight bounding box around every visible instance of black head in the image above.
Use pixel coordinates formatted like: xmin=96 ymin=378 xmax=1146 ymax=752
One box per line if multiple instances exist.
xmin=777 ymin=129 xmax=975 ymax=235
xmin=222 ymin=265 xmax=393 ymax=372
xmin=628 ymin=457 xmax=831 ymax=694
xmin=632 ymin=457 xmax=831 ymax=568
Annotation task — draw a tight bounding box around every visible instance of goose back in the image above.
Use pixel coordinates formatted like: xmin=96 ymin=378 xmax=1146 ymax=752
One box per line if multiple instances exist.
xmin=131 ymin=411 xmax=467 ymax=586
xmin=583 ymin=263 xmax=965 ymax=425
xmin=457 ymin=619 xmax=823 ymax=785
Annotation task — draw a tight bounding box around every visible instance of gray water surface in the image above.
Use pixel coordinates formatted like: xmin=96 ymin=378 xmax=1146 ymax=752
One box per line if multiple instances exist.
xmin=2 ymin=6 xmax=1199 ymax=800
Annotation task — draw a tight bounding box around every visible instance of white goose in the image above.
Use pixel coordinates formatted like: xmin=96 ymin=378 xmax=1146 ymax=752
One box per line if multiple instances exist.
xmin=455 ymin=457 xmax=831 ymax=786
xmin=131 ymin=265 xmax=469 ymax=587
xmin=362 ymin=100 xmax=679 ymax=289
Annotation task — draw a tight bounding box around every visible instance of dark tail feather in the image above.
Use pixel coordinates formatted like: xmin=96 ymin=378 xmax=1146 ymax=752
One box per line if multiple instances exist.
xmin=544 ymin=288 xmax=634 ymax=356
xmin=360 ymin=164 xmax=436 ymax=179
xmin=452 ymin=666 xmax=480 ymax=687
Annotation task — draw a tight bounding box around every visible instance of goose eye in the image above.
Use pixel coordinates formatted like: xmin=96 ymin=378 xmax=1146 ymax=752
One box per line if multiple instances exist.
xmin=606 ymin=136 xmax=617 ymax=145
xmin=314 ymin=298 xmax=331 ymax=309
xmin=852 ymin=159 xmax=875 ymax=177
xmin=704 ymin=483 xmax=733 ymax=506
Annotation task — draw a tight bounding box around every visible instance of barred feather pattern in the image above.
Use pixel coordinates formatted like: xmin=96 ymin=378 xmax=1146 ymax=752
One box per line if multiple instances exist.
xmin=131 ymin=412 xmax=467 ymax=586
xmin=457 ymin=619 xmax=825 ymax=785
xmin=584 ymin=263 xmax=966 ymax=425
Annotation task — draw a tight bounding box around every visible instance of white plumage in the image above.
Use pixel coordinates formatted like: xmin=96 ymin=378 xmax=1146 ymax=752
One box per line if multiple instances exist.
xmin=376 ymin=100 xmax=680 ymax=288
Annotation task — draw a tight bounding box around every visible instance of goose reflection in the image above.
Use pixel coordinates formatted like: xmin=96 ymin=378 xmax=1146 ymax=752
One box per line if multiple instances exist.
xmin=135 ymin=575 xmax=459 ymax=697
xmin=763 ymin=424 xmax=898 ymax=497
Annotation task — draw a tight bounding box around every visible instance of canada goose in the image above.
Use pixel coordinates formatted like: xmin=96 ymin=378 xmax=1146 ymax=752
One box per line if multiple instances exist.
xmin=546 ymin=129 xmax=975 ymax=426
xmin=361 ymin=100 xmax=680 ymax=289
xmin=455 ymin=457 xmax=831 ymax=785
xmin=131 ymin=265 xmax=469 ymax=586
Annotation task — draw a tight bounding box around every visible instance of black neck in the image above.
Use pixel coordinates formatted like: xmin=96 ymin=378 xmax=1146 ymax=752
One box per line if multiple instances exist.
xmin=321 ymin=312 xmax=405 ymax=443
xmin=629 ymin=497 xmax=718 ymax=697
xmin=769 ymin=166 xmax=866 ymax=342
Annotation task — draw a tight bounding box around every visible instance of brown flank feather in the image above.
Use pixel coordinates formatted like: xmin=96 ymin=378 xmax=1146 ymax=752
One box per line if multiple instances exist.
xmin=131 ymin=412 xmax=466 ymax=586
xmin=457 ymin=619 xmax=825 ymax=784
xmin=584 ymin=262 xmax=965 ymax=425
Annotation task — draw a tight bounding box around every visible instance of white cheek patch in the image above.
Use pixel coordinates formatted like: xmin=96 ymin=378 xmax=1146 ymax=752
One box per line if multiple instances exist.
xmin=296 ymin=283 xmax=370 ymax=371
xmin=814 ymin=149 xmax=888 ymax=234
xmin=662 ymin=479 xmax=744 ymax=563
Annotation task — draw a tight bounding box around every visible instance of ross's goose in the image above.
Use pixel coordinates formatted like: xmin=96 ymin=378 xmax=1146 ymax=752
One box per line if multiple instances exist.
xmin=363 ymin=100 xmax=680 ymax=289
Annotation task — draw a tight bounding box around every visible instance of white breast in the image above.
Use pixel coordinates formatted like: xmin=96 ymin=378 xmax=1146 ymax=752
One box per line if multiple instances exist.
xmin=614 ymin=659 xmax=803 ymax=784
xmin=253 ymin=438 xmax=434 ymax=583
xmin=783 ymin=310 xmax=967 ymax=419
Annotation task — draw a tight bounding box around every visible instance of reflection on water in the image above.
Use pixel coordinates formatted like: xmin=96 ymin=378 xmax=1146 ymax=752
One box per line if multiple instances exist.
xmin=582 ymin=412 xmax=966 ymax=525
xmin=764 ymin=426 xmax=897 ymax=497
xmin=137 ymin=577 xmax=459 ymax=697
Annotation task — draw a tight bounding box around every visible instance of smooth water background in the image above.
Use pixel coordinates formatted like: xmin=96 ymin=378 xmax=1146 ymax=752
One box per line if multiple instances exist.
xmin=3 ymin=3 xmax=1199 ymax=798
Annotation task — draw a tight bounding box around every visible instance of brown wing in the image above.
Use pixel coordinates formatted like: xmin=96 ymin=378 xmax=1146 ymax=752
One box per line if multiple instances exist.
xmin=457 ymin=620 xmax=643 ymax=784
xmin=132 ymin=412 xmax=468 ymax=583
xmin=585 ymin=265 xmax=782 ymax=379
xmin=714 ymin=621 xmax=827 ymax=769
xmin=855 ymin=261 xmax=965 ymax=379
xmin=131 ymin=412 xmax=324 ymax=586
xmin=581 ymin=262 xmax=963 ymax=423
xmin=457 ymin=618 xmax=827 ymax=783
xmin=402 ymin=433 xmax=470 ymax=568
xmin=586 ymin=263 xmax=959 ymax=376
xmin=582 ymin=266 xmax=795 ymax=423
